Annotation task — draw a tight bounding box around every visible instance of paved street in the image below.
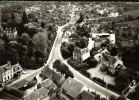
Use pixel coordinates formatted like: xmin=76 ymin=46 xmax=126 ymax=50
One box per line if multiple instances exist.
xmin=44 ymin=6 xmax=120 ymax=99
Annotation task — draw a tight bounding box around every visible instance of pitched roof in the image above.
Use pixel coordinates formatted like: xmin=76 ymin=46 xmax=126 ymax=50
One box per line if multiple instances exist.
xmin=78 ymin=90 xmax=95 ymax=100
xmin=61 ymin=77 xmax=84 ymax=99
xmin=0 ymin=62 xmax=13 ymax=74
xmin=12 ymin=63 xmax=23 ymax=72
xmin=41 ymin=78 xmax=55 ymax=89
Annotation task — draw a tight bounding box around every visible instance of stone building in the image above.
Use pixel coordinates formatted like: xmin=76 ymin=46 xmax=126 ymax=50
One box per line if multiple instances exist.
xmin=0 ymin=27 xmax=17 ymax=41
xmin=0 ymin=61 xmax=23 ymax=83
xmin=73 ymin=47 xmax=90 ymax=62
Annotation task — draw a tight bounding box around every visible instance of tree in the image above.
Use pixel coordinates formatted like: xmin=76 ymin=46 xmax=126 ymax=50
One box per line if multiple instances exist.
xmin=65 ymin=70 xmax=74 ymax=78
xmin=79 ymin=37 xmax=88 ymax=48
xmin=59 ymin=64 xmax=69 ymax=74
xmin=11 ymin=13 xmax=16 ymax=28
xmin=109 ymin=95 xmax=117 ymax=100
xmin=114 ymin=70 xmax=130 ymax=92
xmin=117 ymin=96 xmax=126 ymax=100
xmin=61 ymin=47 xmax=70 ymax=59
xmin=76 ymin=24 xmax=90 ymax=37
xmin=33 ymin=31 xmax=48 ymax=54
xmin=5 ymin=46 xmax=19 ymax=65
xmin=76 ymin=12 xmax=84 ymax=24
xmin=126 ymin=15 xmax=134 ymax=21
xmin=53 ymin=59 xmax=61 ymax=70
xmin=0 ymin=39 xmax=5 ymax=51
xmin=0 ymin=39 xmax=6 ymax=65
xmin=110 ymin=47 xmax=118 ymax=56
xmin=21 ymin=33 xmax=30 ymax=45
xmin=41 ymin=21 xmax=46 ymax=28
xmin=21 ymin=11 xmax=28 ymax=25
xmin=27 ymin=39 xmax=34 ymax=57
xmin=67 ymin=43 xmax=76 ymax=56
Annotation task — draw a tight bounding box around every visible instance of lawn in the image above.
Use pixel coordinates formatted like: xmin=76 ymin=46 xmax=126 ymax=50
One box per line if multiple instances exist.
xmin=87 ymin=63 xmax=115 ymax=85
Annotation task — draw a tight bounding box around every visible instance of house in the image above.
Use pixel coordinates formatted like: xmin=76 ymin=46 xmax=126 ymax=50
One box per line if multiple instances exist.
xmin=73 ymin=47 xmax=90 ymax=62
xmin=1 ymin=27 xmax=17 ymax=41
xmin=88 ymin=38 xmax=95 ymax=51
xmin=101 ymin=53 xmax=125 ymax=75
xmin=61 ymin=77 xmax=84 ymax=99
xmin=0 ymin=61 xmax=23 ymax=83
xmin=77 ymin=90 xmax=95 ymax=100
xmin=62 ymin=30 xmax=72 ymax=38
xmin=94 ymin=49 xmax=109 ymax=62
xmin=42 ymin=66 xmax=65 ymax=86
xmin=24 ymin=78 xmax=57 ymax=100
xmin=91 ymin=33 xmax=110 ymax=38
xmin=109 ymin=34 xmax=116 ymax=45
xmin=120 ymin=40 xmax=134 ymax=48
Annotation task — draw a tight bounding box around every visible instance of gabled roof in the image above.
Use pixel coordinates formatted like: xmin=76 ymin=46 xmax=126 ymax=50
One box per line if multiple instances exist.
xmin=61 ymin=77 xmax=84 ymax=99
xmin=12 ymin=63 xmax=23 ymax=72
xmin=74 ymin=47 xmax=89 ymax=55
xmin=0 ymin=62 xmax=13 ymax=74
xmin=41 ymin=78 xmax=55 ymax=89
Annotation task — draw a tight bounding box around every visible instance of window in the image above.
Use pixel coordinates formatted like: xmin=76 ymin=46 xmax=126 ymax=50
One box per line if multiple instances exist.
xmin=14 ymin=69 xmax=16 ymax=72
xmin=5 ymin=77 xmax=7 ymax=81
xmin=8 ymin=76 xmax=10 ymax=80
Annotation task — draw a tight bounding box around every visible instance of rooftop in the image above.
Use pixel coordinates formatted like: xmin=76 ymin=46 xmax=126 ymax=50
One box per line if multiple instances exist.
xmin=61 ymin=77 xmax=84 ymax=99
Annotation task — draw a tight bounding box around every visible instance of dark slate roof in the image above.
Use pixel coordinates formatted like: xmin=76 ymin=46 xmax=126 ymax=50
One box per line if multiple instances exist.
xmin=0 ymin=62 xmax=13 ymax=74
xmin=61 ymin=77 xmax=84 ymax=99
xmin=12 ymin=63 xmax=23 ymax=72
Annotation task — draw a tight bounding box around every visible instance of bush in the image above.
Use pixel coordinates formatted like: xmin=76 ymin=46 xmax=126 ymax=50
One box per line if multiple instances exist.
xmin=67 ymin=59 xmax=78 ymax=69
xmin=79 ymin=69 xmax=91 ymax=78
xmin=107 ymin=84 xmax=120 ymax=94
xmin=91 ymin=77 xmax=106 ymax=87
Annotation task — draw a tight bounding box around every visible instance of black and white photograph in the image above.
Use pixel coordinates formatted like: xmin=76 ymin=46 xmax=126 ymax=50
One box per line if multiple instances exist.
xmin=0 ymin=1 xmax=139 ymax=100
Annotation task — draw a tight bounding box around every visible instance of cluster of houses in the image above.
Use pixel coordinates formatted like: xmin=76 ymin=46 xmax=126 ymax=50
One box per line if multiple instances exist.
xmin=115 ymin=24 xmax=139 ymax=48
xmin=92 ymin=4 xmax=119 ymax=17
xmin=61 ymin=22 xmax=126 ymax=75
xmin=0 ymin=64 xmax=101 ymax=100
xmin=43 ymin=66 xmax=102 ymax=100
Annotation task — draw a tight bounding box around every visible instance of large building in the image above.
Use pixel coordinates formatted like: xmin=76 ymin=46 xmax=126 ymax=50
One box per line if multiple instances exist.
xmin=73 ymin=47 xmax=90 ymax=62
xmin=101 ymin=52 xmax=125 ymax=75
xmin=61 ymin=77 xmax=84 ymax=99
xmin=0 ymin=27 xmax=17 ymax=41
xmin=0 ymin=61 xmax=23 ymax=83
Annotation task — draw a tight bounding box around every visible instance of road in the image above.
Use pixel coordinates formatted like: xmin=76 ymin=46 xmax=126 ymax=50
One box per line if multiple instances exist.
xmin=44 ymin=6 xmax=120 ymax=99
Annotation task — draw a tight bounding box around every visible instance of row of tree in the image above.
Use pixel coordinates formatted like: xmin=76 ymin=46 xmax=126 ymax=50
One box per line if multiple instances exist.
xmin=53 ymin=60 xmax=74 ymax=78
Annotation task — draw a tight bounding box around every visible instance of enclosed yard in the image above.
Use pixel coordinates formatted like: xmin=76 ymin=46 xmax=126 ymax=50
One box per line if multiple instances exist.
xmin=87 ymin=63 xmax=115 ymax=85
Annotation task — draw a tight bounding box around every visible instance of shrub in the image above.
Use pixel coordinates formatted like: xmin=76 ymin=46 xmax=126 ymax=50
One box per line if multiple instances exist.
xmin=107 ymin=84 xmax=120 ymax=94
xmin=91 ymin=77 xmax=106 ymax=87
xmin=67 ymin=59 xmax=78 ymax=69
xmin=79 ymin=69 xmax=91 ymax=78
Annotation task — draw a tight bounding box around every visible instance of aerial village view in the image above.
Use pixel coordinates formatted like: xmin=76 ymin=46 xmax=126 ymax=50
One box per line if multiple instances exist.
xmin=0 ymin=1 xmax=139 ymax=100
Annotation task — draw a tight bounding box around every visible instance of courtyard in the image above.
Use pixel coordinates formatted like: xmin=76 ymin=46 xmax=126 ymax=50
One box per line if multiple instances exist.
xmin=87 ymin=63 xmax=115 ymax=85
